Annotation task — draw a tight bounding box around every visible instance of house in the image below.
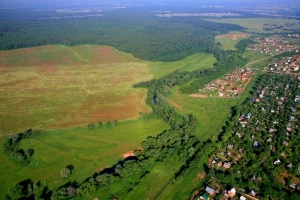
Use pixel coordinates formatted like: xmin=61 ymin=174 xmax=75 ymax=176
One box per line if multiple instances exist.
xmin=287 ymin=163 xmax=293 ymax=168
xmin=236 ymin=132 xmax=242 ymax=138
xmin=227 ymin=144 xmax=234 ymax=150
xmin=269 ymin=128 xmax=277 ymax=133
xmin=225 ymin=188 xmax=236 ymax=197
xmin=217 ymin=161 xmax=223 ymax=168
xmin=249 ymin=190 xmax=256 ymax=197
xmin=240 ymin=196 xmax=247 ymax=200
xmin=223 ymin=162 xmax=231 ymax=169
xmin=282 ymin=141 xmax=289 ymax=146
xmin=274 ymin=159 xmax=281 ymax=165
xmin=218 ymin=92 xmax=224 ymax=97
xmin=253 ymin=141 xmax=259 ymax=147
xmin=205 ymin=186 xmax=215 ymax=195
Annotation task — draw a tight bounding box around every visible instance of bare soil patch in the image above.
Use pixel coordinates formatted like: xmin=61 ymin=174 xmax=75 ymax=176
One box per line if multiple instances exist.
xmin=123 ymin=150 xmax=135 ymax=159
xmin=216 ymin=33 xmax=250 ymax=40
xmin=190 ymin=94 xmax=208 ymax=98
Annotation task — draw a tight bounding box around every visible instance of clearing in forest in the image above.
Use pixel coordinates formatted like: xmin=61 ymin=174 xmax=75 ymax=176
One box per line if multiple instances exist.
xmin=215 ymin=32 xmax=250 ymax=50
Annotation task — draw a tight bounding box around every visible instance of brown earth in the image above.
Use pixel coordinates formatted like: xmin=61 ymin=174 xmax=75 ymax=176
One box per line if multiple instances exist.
xmin=216 ymin=33 xmax=250 ymax=41
xmin=123 ymin=150 xmax=135 ymax=159
xmin=190 ymin=94 xmax=208 ymax=98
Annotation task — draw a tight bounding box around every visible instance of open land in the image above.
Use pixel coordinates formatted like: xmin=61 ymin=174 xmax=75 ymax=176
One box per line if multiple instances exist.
xmin=0 ymin=118 xmax=169 ymax=197
xmin=216 ymin=32 xmax=250 ymax=50
xmin=0 ymin=45 xmax=152 ymax=134
xmin=149 ymin=53 xmax=216 ymax=78
xmin=205 ymin=18 xmax=299 ymax=33
xmin=0 ymin=45 xmax=217 ymax=134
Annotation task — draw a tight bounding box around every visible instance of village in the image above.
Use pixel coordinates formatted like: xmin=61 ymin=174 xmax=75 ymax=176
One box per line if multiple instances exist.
xmin=251 ymin=35 xmax=299 ymax=55
xmin=193 ymin=72 xmax=300 ymax=200
xmin=195 ymin=68 xmax=253 ymax=99
xmin=266 ymin=54 xmax=300 ymax=78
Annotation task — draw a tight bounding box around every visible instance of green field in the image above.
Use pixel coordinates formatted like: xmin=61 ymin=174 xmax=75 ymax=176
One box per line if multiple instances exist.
xmin=0 ymin=117 xmax=169 ymax=198
xmin=0 ymin=45 xmax=153 ymax=135
xmin=205 ymin=18 xmax=299 ymax=33
xmin=244 ymin=50 xmax=269 ymax=61
xmin=149 ymin=53 xmax=216 ymax=78
xmin=215 ymin=32 xmax=250 ymax=50
xmin=216 ymin=36 xmax=239 ymax=50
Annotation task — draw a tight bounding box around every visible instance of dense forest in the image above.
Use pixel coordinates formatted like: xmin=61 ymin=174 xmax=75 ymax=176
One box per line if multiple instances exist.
xmin=0 ymin=15 xmax=243 ymax=61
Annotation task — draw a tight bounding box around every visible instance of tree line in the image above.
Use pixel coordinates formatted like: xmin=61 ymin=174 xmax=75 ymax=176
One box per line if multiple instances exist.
xmin=0 ymin=15 xmax=243 ymax=61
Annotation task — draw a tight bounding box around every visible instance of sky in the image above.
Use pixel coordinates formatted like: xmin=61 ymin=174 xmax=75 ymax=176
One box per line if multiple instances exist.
xmin=1 ymin=0 xmax=299 ymax=8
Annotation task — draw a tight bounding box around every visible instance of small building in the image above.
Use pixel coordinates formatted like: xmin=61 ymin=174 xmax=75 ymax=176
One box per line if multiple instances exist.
xmin=223 ymin=162 xmax=231 ymax=169
xmin=249 ymin=190 xmax=256 ymax=197
xmin=217 ymin=161 xmax=223 ymax=168
xmin=227 ymin=144 xmax=234 ymax=150
xmin=253 ymin=141 xmax=259 ymax=147
xmin=274 ymin=159 xmax=281 ymax=165
xmin=205 ymin=186 xmax=215 ymax=195
xmin=269 ymin=128 xmax=277 ymax=133
xmin=225 ymin=188 xmax=236 ymax=197
xmin=240 ymin=196 xmax=247 ymax=200
xmin=282 ymin=141 xmax=289 ymax=146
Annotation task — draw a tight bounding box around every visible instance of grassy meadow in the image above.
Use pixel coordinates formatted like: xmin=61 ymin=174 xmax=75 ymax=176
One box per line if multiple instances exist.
xmin=149 ymin=53 xmax=216 ymax=78
xmin=0 ymin=117 xmax=169 ymax=198
xmin=243 ymin=49 xmax=269 ymax=61
xmin=216 ymin=32 xmax=250 ymax=50
xmin=205 ymin=18 xmax=299 ymax=33
xmin=0 ymin=45 xmax=151 ymax=134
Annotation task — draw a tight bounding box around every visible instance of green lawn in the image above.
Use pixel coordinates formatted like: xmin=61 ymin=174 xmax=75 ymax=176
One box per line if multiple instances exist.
xmin=149 ymin=53 xmax=216 ymax=78
xmin=205 ymin=18 xmax=299 ymax=33
xmin=167 ymin=88 xmax=237 ymax=139
xmin=216 ymin=36 xmax=239 ymax=50
xmin=244 ymin=50 xmax=269 ymax=61
xmin=0 ymin=117 xmax=169 ymax=198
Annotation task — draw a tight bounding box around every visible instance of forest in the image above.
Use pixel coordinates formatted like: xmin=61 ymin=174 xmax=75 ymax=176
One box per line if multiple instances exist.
xmin=0 ymin=15 xmax=243 ymax=61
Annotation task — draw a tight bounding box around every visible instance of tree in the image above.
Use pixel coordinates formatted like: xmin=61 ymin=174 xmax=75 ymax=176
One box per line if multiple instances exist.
xmin=61 ymin=165 xmax=74 ymax=177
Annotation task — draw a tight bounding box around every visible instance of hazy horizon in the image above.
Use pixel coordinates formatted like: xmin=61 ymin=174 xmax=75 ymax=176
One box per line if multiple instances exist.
xmin=2 ymin=0 xmax=300 ymax=9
